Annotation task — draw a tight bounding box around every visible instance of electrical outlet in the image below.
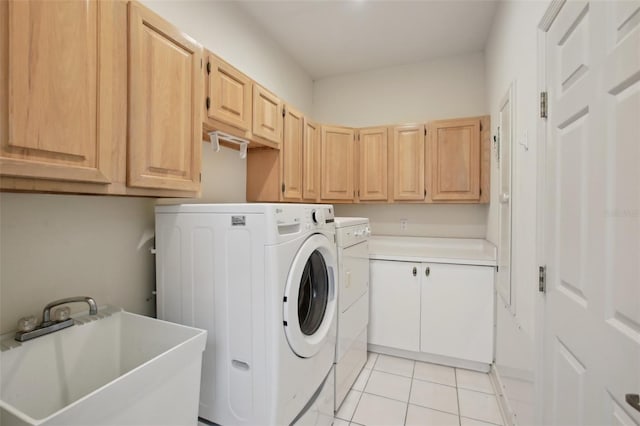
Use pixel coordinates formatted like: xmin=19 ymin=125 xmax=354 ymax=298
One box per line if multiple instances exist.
xmin=400 ymin=219 xmax=408 ymax=231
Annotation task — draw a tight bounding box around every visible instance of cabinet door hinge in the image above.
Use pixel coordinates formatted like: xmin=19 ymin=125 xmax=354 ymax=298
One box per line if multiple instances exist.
xmin=540 ymin=91 xmax=548 ymax=119
xmin=357 ymin=189 xmax=360 ymax=197
xmin=424 ymin=189 xmax=427 ymax=197
xmin=539 ymin=265 xmax=547 ymax=293
xmin=281 ymin=183 xmax=285 ymax=193
xmin=424 ymin=127 xmax=427 ymax=136
xmin=206 ymin=60 xmax=211 ymax=75
xmin=199 ymin=173 xmax=202 ymax=182
xmin=282 ymin=107 xmax=286 ymax=118
xmin=205 ymin=97 xmax=210 ymax=110
xmin=480 ymin=188 xmax=482 ymax=196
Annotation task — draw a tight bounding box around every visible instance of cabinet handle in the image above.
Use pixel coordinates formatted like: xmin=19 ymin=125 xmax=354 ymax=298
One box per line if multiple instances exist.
xmin=412 ymin=267 xmax=417 ymax=276
xmin=425 ymin=267 xmax=430 ymax=277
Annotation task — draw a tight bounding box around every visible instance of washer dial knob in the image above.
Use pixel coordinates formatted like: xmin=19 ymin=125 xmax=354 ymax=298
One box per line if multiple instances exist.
xmin=311 ymin=209 xmax=325 ymax=224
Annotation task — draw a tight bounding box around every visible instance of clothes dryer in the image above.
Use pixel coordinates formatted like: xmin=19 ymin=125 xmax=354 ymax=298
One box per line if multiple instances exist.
xmin=333 ymin=217 xmax=370 ymax=410
xmin=155 ymin=204 xmax=337 ymax=426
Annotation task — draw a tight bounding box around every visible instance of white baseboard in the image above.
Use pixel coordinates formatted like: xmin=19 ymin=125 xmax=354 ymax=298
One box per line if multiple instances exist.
xmin=490 ymin=364 xmax=517 ymax=426
xmin=368 ymin=344 xmax=490 ymax=373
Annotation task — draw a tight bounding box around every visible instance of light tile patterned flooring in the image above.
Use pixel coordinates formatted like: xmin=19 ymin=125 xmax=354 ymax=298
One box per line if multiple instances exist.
xmin=335 ymin=353 xmax=505 ymax=426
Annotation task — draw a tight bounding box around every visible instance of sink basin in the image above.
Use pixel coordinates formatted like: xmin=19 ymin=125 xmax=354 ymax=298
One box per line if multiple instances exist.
xmin=0 ymin=306 xmax=206 ymax=426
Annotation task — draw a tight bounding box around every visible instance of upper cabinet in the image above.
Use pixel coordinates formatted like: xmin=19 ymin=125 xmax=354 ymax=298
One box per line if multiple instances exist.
xmin=1 ymin=0 xmax=202 ymax=197
xmin=302 ymin=120 xmax=321 ymax=202
xmin=204 ymin=52 xmax=252 ymax=134
xmin=390 ymin=124 xmax=425 ymax=201
xmin=246 ymin=103 xmax=306 ymax=203
xmin=357 ymin=127 xmax=388 ymax=202
xmin=0 ymin=0 xmax=114 ymax=184
xmin=128 ymin=2 xmax=202 ymax=192
xmin=428 ymin=118 xmax=481 ymax=202
xmin=281 ymin=105 xmax=304 ymax=200
xmin=252 ymin=84 xmax=283 ymax=148
xmin=321 ymin=126 xmax=355 ymax=201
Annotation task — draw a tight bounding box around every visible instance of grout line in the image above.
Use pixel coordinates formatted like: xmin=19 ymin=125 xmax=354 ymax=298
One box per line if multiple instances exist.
xmin=361 ymin=390 xmax=411 ymax=405
xmin=460 ymin=414 xmax=504 ymax=426
xmin=348 ymin=352 xmax=376 ymax=423
xmin=412 ymin=375 xmax=458 ymax=389
xmin=402 ymin=361 xmax=416 ymax=425
xmin=457 ymin=385 xmax=497 ymax=396
xmin=348 ymin=390 xmax=365 ymax=423
xmin=455 ymin=368 xmax=462 ymax=426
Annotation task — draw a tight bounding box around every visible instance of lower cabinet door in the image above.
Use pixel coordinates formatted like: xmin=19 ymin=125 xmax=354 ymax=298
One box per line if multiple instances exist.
xmin=369 ymin=260 xmax=420 ymax=352
xmin=420 ymin=263 xmax=494 ymax=363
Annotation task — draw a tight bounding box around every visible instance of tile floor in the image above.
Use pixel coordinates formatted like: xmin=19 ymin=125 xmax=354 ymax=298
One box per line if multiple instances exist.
xmin=335 ymin=353 xmax=505 ymax=426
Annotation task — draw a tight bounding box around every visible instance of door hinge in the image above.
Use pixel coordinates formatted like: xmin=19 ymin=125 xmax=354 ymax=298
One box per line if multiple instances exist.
xmin=205 ymin=97 xmax=210 ymax=110
xmin=424 ymin=189 xmax=427 ymax=197
xmin=539 ymin=265 xmax=547 ymax=293
xmin=282 ymin=107 xmax=286 ymax=118
xmin=281 ymin=183 xmax=285 ymax=193
xmin=357 ymin=189 xmax=360 ymax=197
xmin=199 ymin=173 xmax=202 ymax=182
xmin=424 ymin=127 xmax=427 ymax=136
xmin=206 ymin=60 xmax=211 ymax=74
xmin=480 ymin=188 xmax=482 ymax=196
xmin=540 ymin=91 xmax=548 ymax=119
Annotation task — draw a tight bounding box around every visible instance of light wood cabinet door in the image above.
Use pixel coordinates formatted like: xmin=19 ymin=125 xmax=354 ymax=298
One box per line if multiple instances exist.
xmin=206 ymin=53 xmax=251 ymax=131
xmin=0 ymin=0 xmax=115 ymax=184
xmin=303 ymin=120 xmax=321 ymax=201
xmin=281 ymin=105 xmax=304 ymax=200
xmin=128 ymin=1 xmax=202 ymax=191
xmin=358 ymin=127 xmax=388 ymax=201
xmin=321 ymin=126 xmax=355 ymax=201
xmin=391 ymin=124 xmax=425 ymax=201
xmin=429 ymin=118 xmax=480 ymax=201
xmin=252 ymin=84 xmax=282 ymax=146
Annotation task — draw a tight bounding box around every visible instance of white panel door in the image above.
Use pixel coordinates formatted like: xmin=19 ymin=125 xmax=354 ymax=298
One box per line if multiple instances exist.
xmin=420 ymin=263 xmax=494 ymax=364
xmin=542 ymin=1 xmax=640 ymax=424
xmin=368 ymin=260 xmax=420 ymax=352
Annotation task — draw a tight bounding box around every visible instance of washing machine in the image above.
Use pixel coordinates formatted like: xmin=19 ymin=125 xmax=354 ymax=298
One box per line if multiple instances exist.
xmin=334 ymin=217 xmax=370 ymax=410
xmin=154 ymin=203 xmax=337 ymax=426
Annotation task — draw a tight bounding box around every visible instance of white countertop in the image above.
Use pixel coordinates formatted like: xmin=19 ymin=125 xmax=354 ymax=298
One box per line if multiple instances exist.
xmin=369 ymin=236 xmax=497 ymax=266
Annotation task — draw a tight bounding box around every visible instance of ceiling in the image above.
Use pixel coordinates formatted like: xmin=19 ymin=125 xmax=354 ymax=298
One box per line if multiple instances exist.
xmin=236 ymin=0 xmax=499 ymax=80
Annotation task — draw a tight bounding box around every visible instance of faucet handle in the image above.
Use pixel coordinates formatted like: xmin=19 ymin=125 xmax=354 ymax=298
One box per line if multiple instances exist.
xmin=53 ymin=307 xmax=71 ymax=322
xmin=17 ymin=315 xmax=37 ymax=332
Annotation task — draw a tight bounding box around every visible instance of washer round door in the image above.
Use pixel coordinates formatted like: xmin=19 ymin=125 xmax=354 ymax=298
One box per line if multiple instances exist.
xmin=283 ymin=233 xmax=337 ymax=358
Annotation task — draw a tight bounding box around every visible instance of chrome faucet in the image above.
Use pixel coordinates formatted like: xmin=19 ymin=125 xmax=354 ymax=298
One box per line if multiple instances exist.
xmin=15 ymin=296 xmax=98 ymax=342
xmin=42 ymin=296 xmax=98 ymax=324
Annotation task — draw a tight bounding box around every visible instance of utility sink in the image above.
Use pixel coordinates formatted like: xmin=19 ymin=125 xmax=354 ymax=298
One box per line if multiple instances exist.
xmin=0 ymin=306 xmax=206 ymax=426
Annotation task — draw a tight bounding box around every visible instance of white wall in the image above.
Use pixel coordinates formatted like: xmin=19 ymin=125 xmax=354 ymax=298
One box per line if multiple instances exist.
xmin=484 ymin=1 xmax=549 ymax=424
xmin=335 ymin=204 xmax=487 ymax=238
xmin=313 ymin=52 xmax=486 ymax=127
xmin=314 ymin=52 xmax=489 ymax=238
xmin=0 ymin=194 xmax=156 ymax=334
xmin=0 ymin=1 xmax=313 ymax=334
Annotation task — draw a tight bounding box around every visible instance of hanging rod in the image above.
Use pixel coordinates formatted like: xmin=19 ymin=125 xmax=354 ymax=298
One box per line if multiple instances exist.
xmin=208 ymin=131 xmax=250 ymax=159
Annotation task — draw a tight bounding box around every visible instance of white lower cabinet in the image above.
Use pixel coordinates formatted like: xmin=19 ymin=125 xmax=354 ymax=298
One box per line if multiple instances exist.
xmin=420 ymin=263 xmax=494 ymax=364
xmin=369 ymin=260 xmax=420 ymax=352
xmin=369 ymin=259 xmax=494 ymax=365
